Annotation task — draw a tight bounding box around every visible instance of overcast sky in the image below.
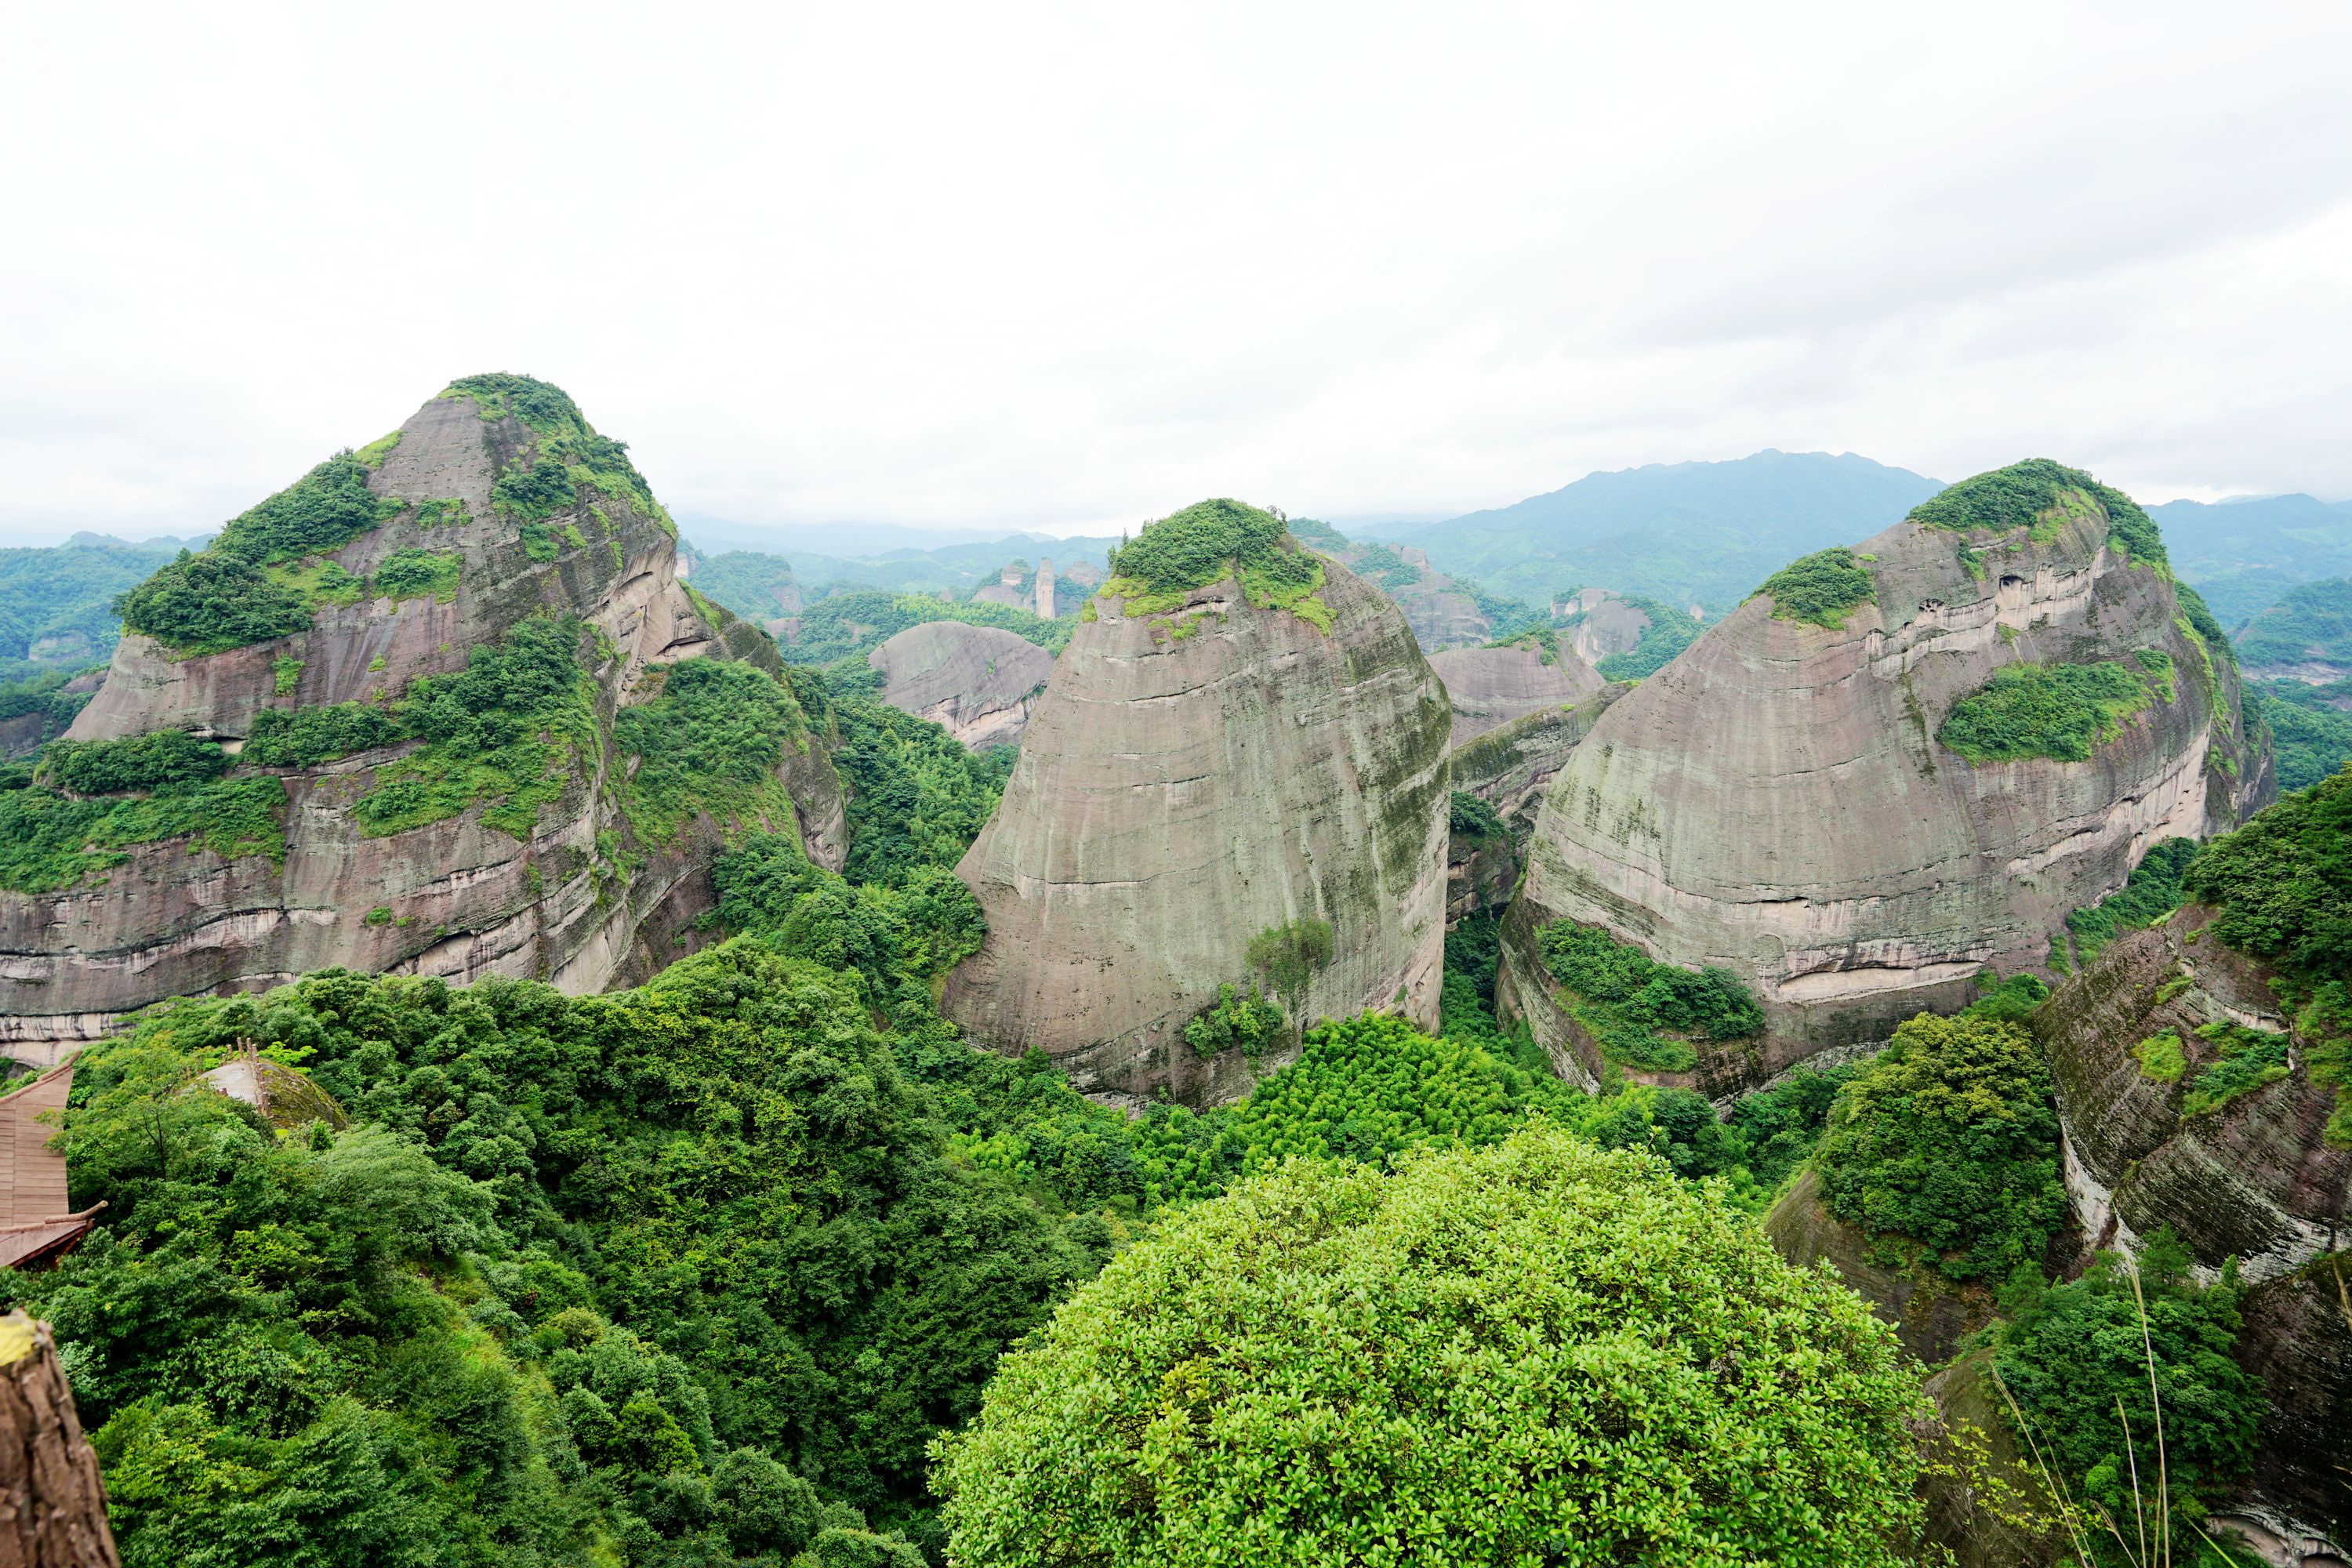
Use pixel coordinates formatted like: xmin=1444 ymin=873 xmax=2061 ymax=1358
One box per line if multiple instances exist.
xmin=4 ymin=2 xmax=2349 ymax=547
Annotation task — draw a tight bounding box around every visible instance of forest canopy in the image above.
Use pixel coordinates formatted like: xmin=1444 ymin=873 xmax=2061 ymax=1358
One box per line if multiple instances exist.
xmin=933 ymin=1125 xmax=1928 ymax=1568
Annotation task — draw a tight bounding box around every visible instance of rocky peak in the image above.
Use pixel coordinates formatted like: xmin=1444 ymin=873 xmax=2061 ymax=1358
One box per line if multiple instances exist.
xmin=0 ymin=376 xmax=844 ymax=1057
xmin=942 ymin=499 xmax=1452 ymax=1105
xmin=1496 ymin=460 xmax=2274 ymax=1091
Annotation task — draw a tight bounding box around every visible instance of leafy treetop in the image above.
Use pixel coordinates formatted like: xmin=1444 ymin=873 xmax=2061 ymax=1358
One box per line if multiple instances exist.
xmin=933 ymin=1124 xmax=1928 ymax=1568
xmin=1814 ymin=1010 xmax=2067 ymax=1282
xmin=1102 ymin=500 xmax=1327 ymax=630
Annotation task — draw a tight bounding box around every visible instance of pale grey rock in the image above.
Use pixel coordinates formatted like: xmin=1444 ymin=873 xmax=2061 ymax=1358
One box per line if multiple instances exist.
xmin=867 ymin=622 xmax=1053 ymax=750
xmin=944 ymin=558 xmax=1452 ymax=1105
xmin=1427 ymin=641 xmax=1604 ymax=744
xmin=1499 ymin=499 xmax=2273 ymax=1087
xmin=2 ymin=388 xmax=844 ymax=1047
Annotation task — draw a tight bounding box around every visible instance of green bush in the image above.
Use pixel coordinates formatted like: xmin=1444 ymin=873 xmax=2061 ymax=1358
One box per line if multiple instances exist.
xmin=1994 ymin=1235 xmax=2262 ymax=1547
xmin=13 ymin=946 xmax=1011 ymax=1563
xmin=1537 ymin=920 xmax=1762 ymax=1070
xmin=42 ymin=728 xmax=225 ymax=794
xmin=1245 ymin=916 xmax=1333 ymax=1009
xmin=933 ymin=1125 xmax=1927 ymax=1567
xmin=1182 ymin=984 xmax=1283 ymax=1058
xmin=0 ymin=778 xmax=285 ymax=892
xmin=114 ymin=550 xmax=316 ymax=655
xmin=1814 ymin=1011 xmax=2066 ymax=1281
xmin=1906 ymin=459 xmax=2166 ymax=567
xmin=1751 ymin=546 xmax=1876 ymax=629
xmin=823 ymin=682 xmax=1014 ymax=887
xmin=2180 ymin=1020 xmax=2292 ymax=1116
xmin=612 ymin=659 xmax=811 ymax=844
xmin=1593 ymin=594 xmax=1704 ymax=681
xmin=352 ymin=617 xmax=597 ymax=839
xmin=1447 ymin=788 xmax=1506 ymax=840
xmin=370 ymin=548 xmax=461 ymax=602
xmin=1936 ymin=659 xmax=2161 ymax=764
xmin=1106 ymin=499 xmax=1293 ymax=595
xmin=242 ymin=703 xmax=404 ymax=768
xmin=2183 ymin=764 xmax=2352 ymax=980
xmin=2063 ymin=836 xmax=2197 ymax=965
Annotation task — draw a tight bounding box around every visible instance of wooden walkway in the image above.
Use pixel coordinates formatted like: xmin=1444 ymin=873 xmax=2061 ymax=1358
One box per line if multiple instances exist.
xmin=0 ymin=1064 xmax=96 ymax=1270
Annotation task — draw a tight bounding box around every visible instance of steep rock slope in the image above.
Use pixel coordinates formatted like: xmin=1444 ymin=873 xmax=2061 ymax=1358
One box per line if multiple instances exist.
xmin=2035 ymin=904 xmax=2348 ymax=1283
xmin=866 ymin=621 xmax=1052 ymax=750
xmin=944 ymin=501 xmax=1451 ymax=1105
xmin=1425 ymin=637 xmax=1602 ymax=743
xmin=1500 ymin=462 xmax=2270 ymax=1088
xmin=0 ymin=377 xmax=844 ymax=1051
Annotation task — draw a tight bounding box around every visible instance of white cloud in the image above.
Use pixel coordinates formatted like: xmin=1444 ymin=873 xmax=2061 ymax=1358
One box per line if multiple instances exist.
xmin=2 ymin=0 xmax=2347 ymax=545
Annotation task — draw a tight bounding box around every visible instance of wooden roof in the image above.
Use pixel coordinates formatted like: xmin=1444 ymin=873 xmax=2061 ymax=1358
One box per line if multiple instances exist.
xmin=0 ymin=1063 xmax=96 ymax=1270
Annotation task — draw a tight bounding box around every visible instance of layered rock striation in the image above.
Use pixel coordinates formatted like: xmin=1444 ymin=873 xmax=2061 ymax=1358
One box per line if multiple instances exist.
xmin=866 ymin=621 xmax=1053 ymax=750
xmin=943 ymin=501 xmax=1452 ymax=1105
xmin=1499 ymin=462 xmax=2271 ymax=1090
xmin=0 ymin=377 xmax=844 ymax=1052
xmin=1425 ymin=637 xmax=1603 ymax=744
xmin=2035 ymin=903 xmax=2347 ymax=1284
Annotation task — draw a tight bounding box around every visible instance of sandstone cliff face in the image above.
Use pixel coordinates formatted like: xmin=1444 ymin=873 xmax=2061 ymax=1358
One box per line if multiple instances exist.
xmin=2034 ymin=904 xmax=2347 ymax=1283
xmin=1425 ymin=641 xmax=1603 ymax=744
xmin=0 ymin=382 xmax=844 ymax=1051
xmin=866 ymin=622 xmax=1052 ymax=750
xmin=943 ymin=554 xmax=1451 ymax=1105
xmin=1500 ymin=475 xmax=2270 ymax=1086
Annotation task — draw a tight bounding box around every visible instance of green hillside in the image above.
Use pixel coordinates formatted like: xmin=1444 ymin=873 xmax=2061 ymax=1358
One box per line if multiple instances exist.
xmin=0 ymin=533 xmax=188 ymax=684
xmin=1385 ymin=450 xmax=1942 ymax=612
xmin=2236 ymin=576 xmax=2352 ymax=673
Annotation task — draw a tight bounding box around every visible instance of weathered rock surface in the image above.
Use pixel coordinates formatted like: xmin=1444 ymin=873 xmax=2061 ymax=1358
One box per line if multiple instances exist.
xmin=1762 ymin=1169 xmax=2000 ymax=1366
xmin=1425 ymin=641 xmax=1603 ymax=744
xmin=2227 ymin=1253 xmax=2352 ymax=1552
xmin=1 ymin=383 xmax=844 ymax=1047
xmin=1560 ymin=589 xmax=1652 ymax=664
xmin=1450 ymin=686 xmax=1627 ymax=834
xmin=1500 ymin=481 xmax=2272 ymax=1087
xmin=943 ymin=556 xmax=1452 ymax=1105
xmin=866 ymin=622 xmax=1053 ymax=750
xmin=2034 ymin=905 xmax=2348 ymax=1283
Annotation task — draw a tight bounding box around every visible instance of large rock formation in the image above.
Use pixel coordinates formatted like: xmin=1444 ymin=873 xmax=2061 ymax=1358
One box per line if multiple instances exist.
xmin=1425 ymin=637 xmax=1603 ymax=744
xmin=866 ymin=621 xmax=1053 ymax=750
xmin=2034 ymin=903 xmax=2348 ymax=1284
xmin=0 ymin=377 xmax=843 ymax=1054
xmin=944 ymin=501 xmax=1451 ymax=1105
xmin=1499 ymin=462 xmax=2271 ymax=1091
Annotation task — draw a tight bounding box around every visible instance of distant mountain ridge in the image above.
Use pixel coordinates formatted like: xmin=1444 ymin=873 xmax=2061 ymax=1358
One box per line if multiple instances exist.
xmin=2147 ymin=494 xmax=2352 ymax=628
xmin=1388 ymin=451 xmax=1945 ymax=612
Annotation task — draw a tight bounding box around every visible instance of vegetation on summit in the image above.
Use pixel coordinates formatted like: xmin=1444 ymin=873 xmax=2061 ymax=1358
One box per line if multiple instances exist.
xmin=1906 ymin=459 xmax=2169 ymax=568
xmin=1100 ymin=499 xmax=1331 ymax=631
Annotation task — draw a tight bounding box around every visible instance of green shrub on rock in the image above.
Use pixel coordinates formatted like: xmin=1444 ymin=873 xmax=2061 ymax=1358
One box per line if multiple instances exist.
xmin=1815 ymin=1011 xmax=2066 ymax=1282
xmin=1751 ymin=546 xmax=1876 ymax=630
xmin=933 ymin=1124 xmax=1927 ymax=1568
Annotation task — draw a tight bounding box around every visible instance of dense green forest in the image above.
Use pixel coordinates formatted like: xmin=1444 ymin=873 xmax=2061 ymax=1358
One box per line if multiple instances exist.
xmin=2244 ymin=676 xmax=2352 ymax=791
xmin=0 ymin=534 xmax=183 ymax=681
xmin=9 ymin=598 xmax=2348 ymax=1562
xmin=2235 ymin=576 xmax=2352 ymax=672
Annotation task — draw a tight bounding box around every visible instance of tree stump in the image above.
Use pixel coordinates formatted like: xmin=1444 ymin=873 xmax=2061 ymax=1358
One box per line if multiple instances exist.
xmin=0 ymin=1311 xmax=118 ymax=1567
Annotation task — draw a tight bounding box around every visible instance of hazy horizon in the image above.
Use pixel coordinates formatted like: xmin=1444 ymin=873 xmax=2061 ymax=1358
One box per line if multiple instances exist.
xmin=5 ymin=4 xmax=2350 ymax=548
